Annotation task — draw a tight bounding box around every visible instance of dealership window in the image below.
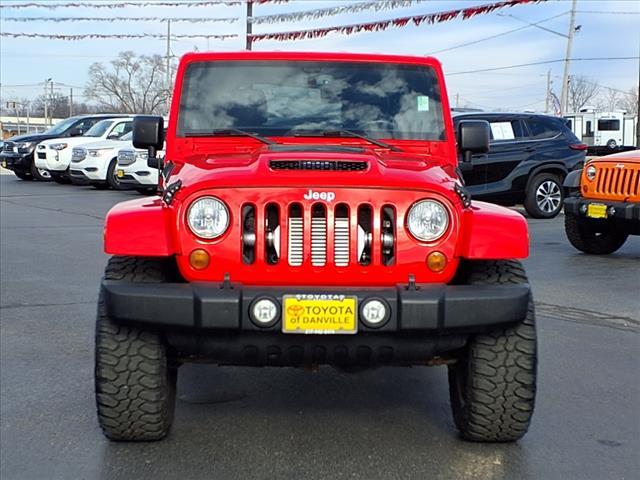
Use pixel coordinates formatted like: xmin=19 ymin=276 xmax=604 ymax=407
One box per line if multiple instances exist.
xmin=489 ymin=120 xmax=526 ymax=142
xmin=598 ymin=119 xmax=620 ymax=131
xmin=526 ymin=117 xmax=559 ymax=140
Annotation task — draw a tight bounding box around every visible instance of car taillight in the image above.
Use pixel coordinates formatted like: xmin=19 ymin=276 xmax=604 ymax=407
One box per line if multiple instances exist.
xmin=569 ymin=143 xmax=588 ymax=151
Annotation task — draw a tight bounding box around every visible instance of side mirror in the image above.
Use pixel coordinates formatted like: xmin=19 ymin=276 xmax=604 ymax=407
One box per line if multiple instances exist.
xmin=457 ymin=120 xmax=490 ymax=162
xmin=133 ymin=115 xmax=165 ymax=168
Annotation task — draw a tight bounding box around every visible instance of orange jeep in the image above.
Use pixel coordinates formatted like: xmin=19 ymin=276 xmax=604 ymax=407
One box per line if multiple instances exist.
xmin=564 ymin=150 xmax=640 ymax=254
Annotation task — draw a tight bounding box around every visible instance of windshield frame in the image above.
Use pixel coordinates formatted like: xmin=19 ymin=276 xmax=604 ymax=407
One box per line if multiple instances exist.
xmin=44 ymin=117 xmax=78 ymax=136
xmin=175 ymin=59 xmax=447 ymax=143
xmin=84 ymin=119 xmax=114 ymax=138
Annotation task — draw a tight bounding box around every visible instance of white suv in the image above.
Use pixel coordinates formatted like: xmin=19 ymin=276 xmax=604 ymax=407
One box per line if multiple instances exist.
xmin=115 ymin=146 xmax=165 ymax=194
xmin=35 ymin=117 xmax=134 ymax=183
xmin=68 ymin=131 xmax=136 ymax=189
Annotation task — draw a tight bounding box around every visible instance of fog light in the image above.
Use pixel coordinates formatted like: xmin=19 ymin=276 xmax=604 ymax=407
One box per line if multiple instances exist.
xmin=427 ymin=251 xmax=447 ymax=272
xmin=361 ymin=298 xmax=389 ymax=328
xmin=189 ymin=249 xmax=210 ymax=270
xmin=250 ymin=297 xmax=279 ymax=327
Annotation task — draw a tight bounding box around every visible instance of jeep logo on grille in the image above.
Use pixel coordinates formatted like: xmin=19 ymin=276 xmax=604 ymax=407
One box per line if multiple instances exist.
xmin=303 ymin=189 xmax=335 ymax=202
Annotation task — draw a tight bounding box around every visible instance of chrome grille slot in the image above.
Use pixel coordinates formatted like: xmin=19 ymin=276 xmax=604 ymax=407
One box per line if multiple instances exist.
xmin=381 ymin=205 xmax=395 ymax=266
xmin=265 ymin=203 xmax=280 ymax=265
xmin=357 ymin=205 xmax=373 ymax=266
xmin=242 ymin=204 xmax=256 ymax=265
xmin=334 ymin=204 xmax=350 ymax=267
xmin=311 ymin=204 xmax=327 ymax=267
xmin=288 ymin=204 xmax=303 ymax=267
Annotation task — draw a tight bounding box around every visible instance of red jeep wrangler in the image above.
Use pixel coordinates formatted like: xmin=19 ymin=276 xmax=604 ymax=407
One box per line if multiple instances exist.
xmin=96 ymin=52 xmax=536 ymax=442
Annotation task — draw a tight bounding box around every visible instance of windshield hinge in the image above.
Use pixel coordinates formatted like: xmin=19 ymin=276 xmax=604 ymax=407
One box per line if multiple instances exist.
xmin=162 ymin=179 xmax=182 ymax=205
xmin=454 ymin=183 xmax=472 ymax=209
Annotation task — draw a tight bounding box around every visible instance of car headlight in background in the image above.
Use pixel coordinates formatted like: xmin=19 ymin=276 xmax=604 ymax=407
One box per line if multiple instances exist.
xmin=187 ymin=196 xmax=230 ymax=239
xmin=50 ymin=143 xmax=68 ymax=151
xmin=586 ymin=165 xmax=597 ymax=181
xmin=88 ymin=148 xmax=113 ymax=157
xmin=15 ymin=141 xmax=36 ymax=153
xmin=407 ymin=199 xmax=449 ymax=242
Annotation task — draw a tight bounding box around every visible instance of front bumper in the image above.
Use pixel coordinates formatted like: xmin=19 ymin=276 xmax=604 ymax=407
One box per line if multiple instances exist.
xmin=69 ymin=169 xmax=96 ymax=185
xmin=35 ymin=148 xmax=71 ymax=171
xmin=0 ymin=152 xmax=32 ymax=172
xmin=102 ymin=281 xmax=530 ymax=332
xmin=116 ymin=165 xmax=158 ymax=186
xmin=565 ymin=197 xmax=640 ymax=223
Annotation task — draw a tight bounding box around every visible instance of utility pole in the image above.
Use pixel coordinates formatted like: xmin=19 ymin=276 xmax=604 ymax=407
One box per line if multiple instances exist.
xmin=560 ymin=0 xmax=577 ymax=116
xmin=545 ymin=70 xmax=551 ymax=114
xmin=246 ymin=0 xmax=253 ymax=51
xmin=455 ymin=93 xmax=459 ymax=108
xmin=43 ymin=78 xmax=49 ymax=127
xmin=69 ymin=88 xmax=73 ymax=117
xmin=26 ymin=102 xmax=30 ymax=134
xmin=636 ymin=38 xmax=640 ymax=148
xmin=165 ymin=19 xmax=172 ymax=113
xmin=50 ymin=80 xmax=54 ymax=125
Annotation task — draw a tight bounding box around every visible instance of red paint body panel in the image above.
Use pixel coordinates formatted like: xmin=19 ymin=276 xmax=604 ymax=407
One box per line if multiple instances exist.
xmin=104 ymin=197 xmax=175 ymax=257
xmin=458 ymin=202 xmax=529 ymax=259
xmin=103 ymin=51 xmax=530 ymax=284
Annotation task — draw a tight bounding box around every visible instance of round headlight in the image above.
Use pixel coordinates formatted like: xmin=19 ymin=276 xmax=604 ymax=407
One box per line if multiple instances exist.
xmin=187 ymin=196 xmax=230 ymax=239
xmin=586 ymin=165 xmax=597 ymax=181
xmin=407 ymin=200 xmax=449 ymax=242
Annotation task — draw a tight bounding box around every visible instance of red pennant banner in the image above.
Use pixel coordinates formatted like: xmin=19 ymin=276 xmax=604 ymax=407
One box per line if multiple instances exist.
xmin=249 ymin=0 xmax=545 ymax=44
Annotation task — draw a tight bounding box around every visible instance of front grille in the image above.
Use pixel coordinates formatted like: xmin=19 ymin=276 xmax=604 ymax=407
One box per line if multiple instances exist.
xmin=241 ymin=202 xmax=395 ymax=268
xmin=269 ymin=160 xmax=367 ymax=171
xmin=594 ymin=165 xmax=640 ymax=199
xmin=71 ymin=148 xmax=86 ymax=163
xmin=117 ymin=150 xmax=136 ymax=166
xmin=2 ymin=142 xmax=14 ymax=153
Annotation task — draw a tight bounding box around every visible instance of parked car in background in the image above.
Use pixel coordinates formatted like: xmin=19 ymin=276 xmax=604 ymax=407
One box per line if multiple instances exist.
xmin=68 ymin=130 xmax=135 ymax=189
xmin=115 ymin=144 xmax=164 ymax=194
xmin=36 ymin=117 xmax=134 ymax=184
xmin=0 ymin=114 xmax=128 ymax=181
xmin=564 ymin=149 xmax=639 ymax=254
xmin=453 ymin=112 xmax=587 ymax=218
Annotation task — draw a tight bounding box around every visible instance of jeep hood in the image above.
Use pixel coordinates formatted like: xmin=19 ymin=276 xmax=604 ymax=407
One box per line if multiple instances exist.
xmin=171 ymin=146 xmax=460 ymax=195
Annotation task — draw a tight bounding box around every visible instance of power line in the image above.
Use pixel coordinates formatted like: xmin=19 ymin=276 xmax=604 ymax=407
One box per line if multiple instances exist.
xmin=427 ymin=11 xmax=568 ymax=55
xmin=576 ymin=10 xmax=640 ymax=15
xmin=448 ymin=57 xmax=640 ymax=76
xmin=1 ymin=16 xmax=239 ymax=23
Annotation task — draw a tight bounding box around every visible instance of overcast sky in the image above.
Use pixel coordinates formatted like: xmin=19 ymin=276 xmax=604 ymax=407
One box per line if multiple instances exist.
xmin=0 ymin=0 xmax=638 ymax=112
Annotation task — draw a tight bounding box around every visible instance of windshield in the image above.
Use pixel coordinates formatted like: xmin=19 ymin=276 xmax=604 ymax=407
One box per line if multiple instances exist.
xmin=178 ymin=61 xmax=445 ymax=141
xmin=85 ymin=119 xmax=113 ymax=137
xmin=45 ymin=117 xmax=78 ymax=136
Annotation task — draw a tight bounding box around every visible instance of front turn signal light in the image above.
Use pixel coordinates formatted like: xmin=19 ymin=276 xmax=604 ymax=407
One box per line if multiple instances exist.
xmin=427 ymin=251 xmax=447 ymax=272
xmin=189 ymin=249 xmax=210 ymax=270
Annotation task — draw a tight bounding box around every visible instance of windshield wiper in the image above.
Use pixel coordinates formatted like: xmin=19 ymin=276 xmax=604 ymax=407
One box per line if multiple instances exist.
xmin=321 ymin=129 xmax=402 ymax=152
xmin=185 ymin=128 xmax=275 ymax=145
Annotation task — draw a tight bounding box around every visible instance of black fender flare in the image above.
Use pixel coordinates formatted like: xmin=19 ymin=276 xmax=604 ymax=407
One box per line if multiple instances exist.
xmin=524 ymin=163 xmax=569 ymax=193
xmin=563 ymin=169 xmax=582 ymax=188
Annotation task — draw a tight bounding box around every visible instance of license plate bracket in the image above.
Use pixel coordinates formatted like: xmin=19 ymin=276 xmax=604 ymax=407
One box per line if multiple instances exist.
xmin=282 ymin=295 xmax=357 ymax=335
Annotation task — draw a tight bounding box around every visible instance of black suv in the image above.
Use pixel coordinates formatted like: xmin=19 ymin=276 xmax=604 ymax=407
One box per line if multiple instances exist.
xmin=453 ymin=112 xmax=587 ymax=218
xmin=0 ymin=114 xmax=128 ymax=181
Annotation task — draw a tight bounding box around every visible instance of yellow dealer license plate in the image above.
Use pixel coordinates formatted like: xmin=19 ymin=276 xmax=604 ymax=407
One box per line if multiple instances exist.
xmin=586 ymin=203 xmax=607 ymax=219
xmin=283 ymin=295 xmax=357 ymax=334
xmin=116 ymin=169 xmax=124 ymax=178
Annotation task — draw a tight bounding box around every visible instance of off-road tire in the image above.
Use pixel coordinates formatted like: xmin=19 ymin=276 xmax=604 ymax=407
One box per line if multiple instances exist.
xmin=29 ymin=161 xmax=52 ymax=182
xmin=564 ymin=213 xmax=628 ymax=254
xmin=448 ymin=260 xmax=537 ymax=442
xmin=95 ymin=256 xmax=178 ymax=441
xmin=524 ymin=173 xmax=563 ymax=218
xmin=107 ymin=158 xmax=123 ymax=190
xmin=14 ymin=170 xmax=33 ymax=181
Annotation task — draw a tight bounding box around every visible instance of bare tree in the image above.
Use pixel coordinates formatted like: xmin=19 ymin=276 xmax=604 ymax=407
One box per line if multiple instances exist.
xmin=566 ymin=75 xmax=599 ymax=112
xmin=84 ymin=51 xmax=169 ymax=115
xmin=620 ymin=87 xmax=638 ymax=115
xmin=595 ymin=88 xmax=624 ymax=112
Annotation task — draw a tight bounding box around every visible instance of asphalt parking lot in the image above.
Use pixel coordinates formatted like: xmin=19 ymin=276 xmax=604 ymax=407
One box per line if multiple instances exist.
xmin=1 ymin=174 xmax=638 ymax=480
